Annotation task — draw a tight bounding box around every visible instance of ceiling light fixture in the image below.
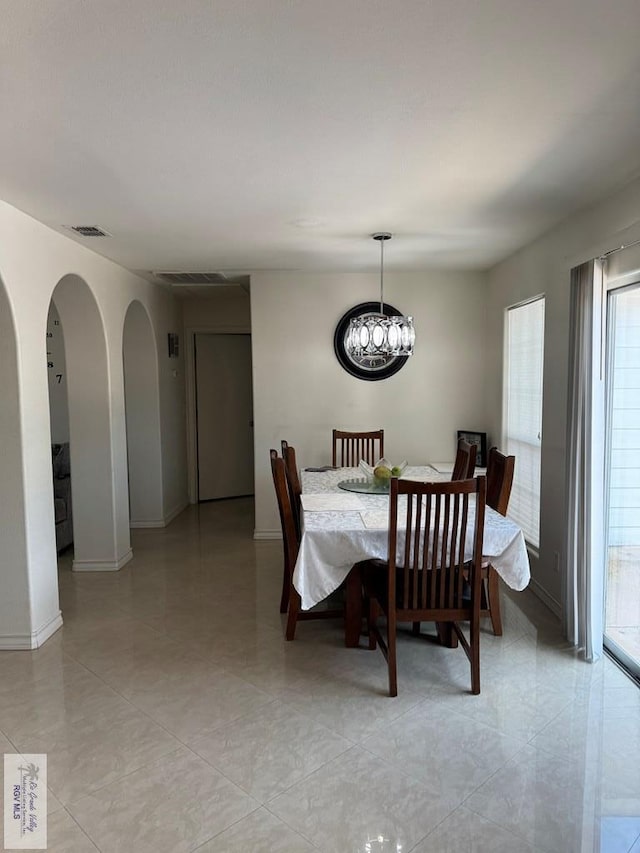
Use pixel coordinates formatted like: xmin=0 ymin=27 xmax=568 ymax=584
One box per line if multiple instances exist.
xmin=346 ymin=233 xmax=415 ymax=358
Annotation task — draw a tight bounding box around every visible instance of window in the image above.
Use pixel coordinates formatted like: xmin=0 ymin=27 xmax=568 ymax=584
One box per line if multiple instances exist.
xmin=505 ymin=296 xmax=545 ymax=548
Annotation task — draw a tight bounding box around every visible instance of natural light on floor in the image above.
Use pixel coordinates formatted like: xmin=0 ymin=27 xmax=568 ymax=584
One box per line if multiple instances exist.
xmin=606 ymin=546 xmax=640 ymax=665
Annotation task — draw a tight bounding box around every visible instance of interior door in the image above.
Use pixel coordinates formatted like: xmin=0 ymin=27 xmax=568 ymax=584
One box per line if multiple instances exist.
xmin=195 ymin=333 xmax=254 ymax=500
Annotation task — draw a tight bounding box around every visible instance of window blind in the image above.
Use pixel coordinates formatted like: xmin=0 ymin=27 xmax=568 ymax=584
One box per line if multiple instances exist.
xmin=505 ymin=297 xmax=545 ymax=548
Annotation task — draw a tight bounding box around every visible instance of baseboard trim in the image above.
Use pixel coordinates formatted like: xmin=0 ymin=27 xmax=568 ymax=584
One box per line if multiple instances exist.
xmin=253 ymin=529 xmax=282 ymax=540
xmin=0 ymin=611 xmax=63 ymax=650
xmin=72 ymin=548 xmax=133 ymax=572
xmin=528 ymin=577 xmax=562 ymax=618
xmin=130 ymin=501 xmax=188 ymax=529
xmin=164 ymin=501 xmax=188 ymax=526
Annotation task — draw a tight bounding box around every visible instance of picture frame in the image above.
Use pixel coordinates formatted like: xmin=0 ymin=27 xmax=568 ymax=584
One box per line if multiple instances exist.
xmin=168 ymin=333 xmax=179 ymax=358
xmin=457 ymin=430 xmax=487 ymax=468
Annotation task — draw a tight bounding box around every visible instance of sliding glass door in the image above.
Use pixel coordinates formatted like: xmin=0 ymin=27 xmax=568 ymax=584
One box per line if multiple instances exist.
xmin=604 ymin=281 xmax=640 ymax=678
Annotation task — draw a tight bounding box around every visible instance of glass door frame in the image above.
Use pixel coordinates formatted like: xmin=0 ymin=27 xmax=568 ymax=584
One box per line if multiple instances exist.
xmin=603 ymin=275 xmax=640 ymax=681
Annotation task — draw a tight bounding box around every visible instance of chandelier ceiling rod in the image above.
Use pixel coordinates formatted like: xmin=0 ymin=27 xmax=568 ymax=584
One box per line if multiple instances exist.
xmin=373 ymin=231 xmax=392 ymax=314
xmin=344 ymin=231 xmax=415 ymax=360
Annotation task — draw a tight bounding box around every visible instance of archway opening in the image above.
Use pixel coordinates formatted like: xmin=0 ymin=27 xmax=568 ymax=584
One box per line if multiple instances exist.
xmin=50 ymin=274 xmax=131 ymax=571
xmin=47 ymin=299 xmax=73 ymax=559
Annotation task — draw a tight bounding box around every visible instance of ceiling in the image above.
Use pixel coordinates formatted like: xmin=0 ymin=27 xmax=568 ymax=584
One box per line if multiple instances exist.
xmin=2 ymin=0 xmax=640 ymax=277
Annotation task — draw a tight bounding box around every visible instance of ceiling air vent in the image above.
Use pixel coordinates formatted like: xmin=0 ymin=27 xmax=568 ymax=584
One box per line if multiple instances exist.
xmin=65 ymin=225 xmax=111 ymax=237
xmin=154 ymin=272 xmax=249 ymax=286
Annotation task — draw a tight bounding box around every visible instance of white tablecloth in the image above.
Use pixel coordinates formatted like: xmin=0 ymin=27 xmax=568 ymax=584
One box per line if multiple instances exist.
xmin=294 ymin=466 xmax=531 ymax=610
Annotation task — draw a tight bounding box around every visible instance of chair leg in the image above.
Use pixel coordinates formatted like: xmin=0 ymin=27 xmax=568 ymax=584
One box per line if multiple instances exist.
xmin=436 ymin=621 xmax=458 ymax=648
xmin=285 ymin=588 xmax=301 ymax=641
xmin=480 ymin=577 xmax=489 ymax=610
xmin=487 ymin=567 xmax=503 ymax=636
xmin=412 ymin=621 xmax=421 ymax=635
xmin=345 ymin=564 xmax=363 ymax=648
xmin=387 ymin=613 xmax=398 ymax=697
xmin=367 ymin=596 xmax=377 ymax=650
xmin=470 ymin=615 xmax=480 ymax=695
xmin=279 ymin=564 xmax=290 ymax=614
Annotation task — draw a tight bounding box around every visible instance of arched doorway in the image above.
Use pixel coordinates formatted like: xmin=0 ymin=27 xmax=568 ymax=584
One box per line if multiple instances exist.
xmin=47 ymin=300 xmax=73 ymax=556
xmin=51 ymin=275 xmax=132 ymax=570
xmin=123 ymin=300 xmax=163 ymax=526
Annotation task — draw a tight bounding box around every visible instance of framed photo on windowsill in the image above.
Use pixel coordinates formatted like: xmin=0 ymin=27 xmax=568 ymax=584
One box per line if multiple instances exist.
xmin=457 ymin=430 xmax=487 ymax=468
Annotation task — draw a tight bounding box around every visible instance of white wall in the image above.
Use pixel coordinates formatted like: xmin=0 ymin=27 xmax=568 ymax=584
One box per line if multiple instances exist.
xmin=123 ymin=301 xmax=164 ymax=526
xmin=149 ymin=291 xmax=187 ymax=522
xmin=0 ymin=273 xmax=31 ymax=645
xmin=0 ymin=200 xmax=187 ymax=647
xmin=485 ymin=175 xmax=640 ymax=613
xmin=251 ymin=270 xmax=489 ymax=535
xmin=181 ymin=287 xmax=251 ymax=330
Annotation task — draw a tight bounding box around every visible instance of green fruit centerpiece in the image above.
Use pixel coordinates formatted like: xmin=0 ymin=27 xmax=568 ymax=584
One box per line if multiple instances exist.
xmin=359 ymin=458 xmax=408 ymax=490
xmin=373 ymin=464 xmax=392 ymax=487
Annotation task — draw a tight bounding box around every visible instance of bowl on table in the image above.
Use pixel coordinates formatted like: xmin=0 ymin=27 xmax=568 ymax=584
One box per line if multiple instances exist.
xmin=358 ymin=458 xmax=408 ymax=490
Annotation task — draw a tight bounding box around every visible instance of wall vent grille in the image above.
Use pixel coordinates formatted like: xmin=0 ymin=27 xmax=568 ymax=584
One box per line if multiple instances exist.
xmin=154 ymin=271 xmax=249 ymax=286
xmin=65 ymin=225 xmax=111 ymax=237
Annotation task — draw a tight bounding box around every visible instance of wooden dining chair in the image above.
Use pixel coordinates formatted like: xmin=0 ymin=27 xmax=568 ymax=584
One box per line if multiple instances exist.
xmin=486 ymin=446 xmax=515 ymax=516
xmin=482 ymin=446 xmax=516 ymax=636
xmin=361 ymin=475 xmax=486 ymax=696
xmin=270 ymin=449 xmax=342 ymax=638
xmin=410 ymin=435 xmax=474 ymax=641
xmin=332 ymin=429 xmax=384 ymax=467
xmin=451 ymin=438 xmax=477 ymax=480
xmin=281 ymin=440 xmax=302 ymax=541
xmin=413 ymin=438 xmax=473 ymax=641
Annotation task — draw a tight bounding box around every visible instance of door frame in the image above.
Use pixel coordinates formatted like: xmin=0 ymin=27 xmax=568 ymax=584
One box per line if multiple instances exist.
xmin=185 ymin=324 xmax=251 ymax=504
xmin=603 ymin=276 xmax=640 ymax=680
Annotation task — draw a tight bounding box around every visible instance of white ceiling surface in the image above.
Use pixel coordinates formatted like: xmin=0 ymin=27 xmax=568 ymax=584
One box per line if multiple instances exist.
xmin=2 ymin=0 xmax=640 ymax=275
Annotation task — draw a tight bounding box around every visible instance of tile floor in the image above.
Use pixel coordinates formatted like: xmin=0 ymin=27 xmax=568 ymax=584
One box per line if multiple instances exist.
xmin=1 ymin=498 xmax=639 ymax=852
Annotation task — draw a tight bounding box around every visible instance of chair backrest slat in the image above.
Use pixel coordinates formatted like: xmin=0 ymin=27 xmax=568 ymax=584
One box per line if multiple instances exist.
xmin=388 ymin=477 xmax=486 ymax=613
xmin=449 ymin=494 xmax=460 ymax=607
xmin=332 ymin=429 xmax=384 ymax=467
xmin=420 ymin=493 xmax=430 ymax=608
xmin=457 ymin=493 xmax=470 ymax=601
xmin=412 ymin=494 xmax=422 ymax=605
xmin=428 ymin=493 xmax=438 ymax=606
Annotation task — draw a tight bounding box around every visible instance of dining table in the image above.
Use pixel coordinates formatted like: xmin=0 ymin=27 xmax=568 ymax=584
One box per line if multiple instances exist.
xmin=294 ymin=465 xmax=531 ymax=647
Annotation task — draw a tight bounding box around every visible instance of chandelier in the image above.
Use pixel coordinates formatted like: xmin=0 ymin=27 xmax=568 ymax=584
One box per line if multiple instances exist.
xmin=346 ymin=233 xmax=415 ymax=358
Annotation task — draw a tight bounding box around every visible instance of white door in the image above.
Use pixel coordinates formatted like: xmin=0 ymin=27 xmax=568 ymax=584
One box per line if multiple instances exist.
xmin=195 ymin=333 xmax=254 ymax=500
